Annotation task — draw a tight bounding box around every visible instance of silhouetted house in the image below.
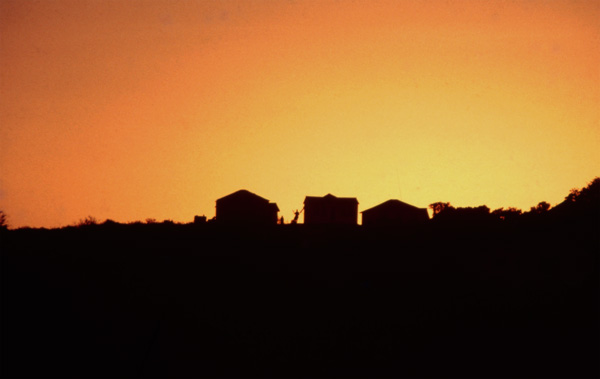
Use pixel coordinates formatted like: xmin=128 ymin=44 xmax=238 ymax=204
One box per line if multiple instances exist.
xmin=361 ymin=199 xmax=429 ymax=226
xmin=216 ymin=190 xmax=279 ymax=224
xmin=304 ymin=194 xmax=358 ymax=225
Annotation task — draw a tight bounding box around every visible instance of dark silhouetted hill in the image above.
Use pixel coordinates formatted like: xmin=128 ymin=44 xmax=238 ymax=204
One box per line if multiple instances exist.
xmin=1 ymin=179 xmax=598 ymax=378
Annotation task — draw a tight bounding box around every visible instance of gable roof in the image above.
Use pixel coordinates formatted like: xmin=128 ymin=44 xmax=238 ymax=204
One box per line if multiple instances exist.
xmin=304 ymin=193 xmax=358 ymax=205
xmin=361 ymin=199 xmax=425 ymax=214
xmin=216 ymin=189 xmax=271 ymax=204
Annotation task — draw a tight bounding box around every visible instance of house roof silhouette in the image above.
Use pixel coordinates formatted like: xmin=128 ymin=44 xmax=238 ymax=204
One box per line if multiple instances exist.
xmin=215 ymin=189 xmax=280 ymax=224
xmin=361 ymin=199 xmax=429 ymax=226
xmin=303 ymin=193 xmax=359 ymax=225
xmin=304 ymin=193 xmax=358 ymax=205
xmin=361 ymin=199 xmax=424 ymax=214
xmin=216 ymin=189 xmax=279 ymax=211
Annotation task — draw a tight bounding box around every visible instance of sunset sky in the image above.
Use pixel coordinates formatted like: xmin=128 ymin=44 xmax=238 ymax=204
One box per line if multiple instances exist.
xmin=1 ymin=0 xmax=599 ymax=228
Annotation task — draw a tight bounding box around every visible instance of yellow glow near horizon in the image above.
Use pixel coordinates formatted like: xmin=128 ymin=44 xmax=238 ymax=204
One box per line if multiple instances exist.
xmin=1 ymin=0 xmax=599 ymax=228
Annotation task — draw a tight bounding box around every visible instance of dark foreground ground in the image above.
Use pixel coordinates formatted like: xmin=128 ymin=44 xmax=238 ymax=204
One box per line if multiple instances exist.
xmin=1 ymin=220 xmax=598 ymax=378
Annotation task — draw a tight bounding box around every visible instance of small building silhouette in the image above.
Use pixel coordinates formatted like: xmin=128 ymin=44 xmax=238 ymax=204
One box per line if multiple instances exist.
xmin=361 ymin=199 xmax=429 ymax=226
xmin=216 ymin=190 xmax=279 ymax=224
xmin=304 ymin=194 xmax=359 ymax=225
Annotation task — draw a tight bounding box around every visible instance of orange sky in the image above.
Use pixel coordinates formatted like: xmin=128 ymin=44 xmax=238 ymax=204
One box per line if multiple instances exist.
xmin=1 ymin=0 xmax=599 ymax=228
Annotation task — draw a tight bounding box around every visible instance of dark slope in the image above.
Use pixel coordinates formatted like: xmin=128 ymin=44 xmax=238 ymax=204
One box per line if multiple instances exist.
xmin=1 ymin=217 xmax=598 ymax=378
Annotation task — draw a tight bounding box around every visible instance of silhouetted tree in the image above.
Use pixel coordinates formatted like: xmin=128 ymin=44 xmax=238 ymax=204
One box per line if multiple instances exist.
xmin=565 ymin=188 xmax=581 ymax=202
xmin=550 ymin=177 xmax=599 ymax=224
xmin=492 ymin=207 xmax=522 ymax=221
xmin=430 ymin=203 xmax=492 ymax=222
xmin=429 ymin=202 xmax=453 ymax=218
xmin=529 ymin=201 xmax=551 ymax=214
xmin=575 ymin=177 xmax=600 ymax=204
xmin=0 ymin=210 xmax=8 ymax=230
xmin=454 ymin=205 xmax=492 ymax=222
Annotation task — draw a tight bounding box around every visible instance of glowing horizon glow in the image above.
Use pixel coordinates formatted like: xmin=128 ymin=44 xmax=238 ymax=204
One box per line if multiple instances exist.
xmin=1 ymin=0 xmax=598 ymax=228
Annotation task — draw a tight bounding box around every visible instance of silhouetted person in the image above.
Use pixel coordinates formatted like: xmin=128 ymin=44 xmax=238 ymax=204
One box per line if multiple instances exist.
xmin=291 ymin=209 xmax=300 ymax=224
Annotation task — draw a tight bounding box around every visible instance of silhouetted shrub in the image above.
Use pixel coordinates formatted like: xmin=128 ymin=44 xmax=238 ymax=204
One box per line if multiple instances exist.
xmin=528 ymin=201 xmax=551 ymax=214
xmin=492 ymin=207 xmax=522 ymax=221
xmin=0 ymin=210 xmax=8 ymax=230
xmin=432 ymin=204 xmax=492 ymax=223
xmin=76 ymin=216 xmax=98 ymax=227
